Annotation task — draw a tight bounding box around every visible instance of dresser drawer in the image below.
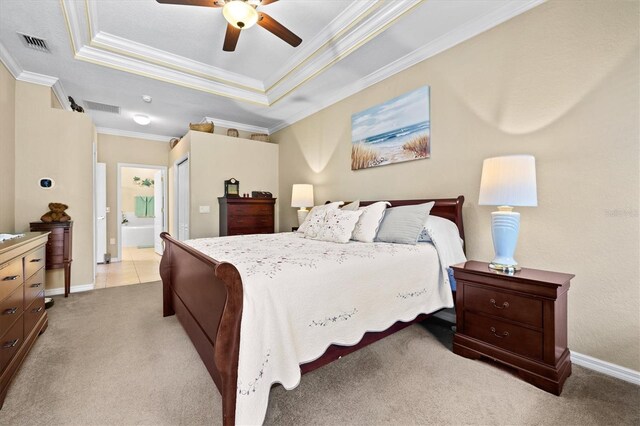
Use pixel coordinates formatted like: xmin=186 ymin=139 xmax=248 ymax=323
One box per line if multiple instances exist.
xmin=24 ymin=246 xmax=46 ymax=280
xmin=24 ymin=268 xmax=45 ymax=308
xmin=228 ymin=204 xmax=274 ymax=216
xmin=464 ymin=311 xmax=543 ymax=360
xmin=0 ymin=258 xmax=22 ymax=288
xmin=0 ymin=316 xmax=23 ymax=373
xmin=464 ymin=284 xmax=542 ymax=328
xmin=24 ymin=295 xmax=45 ymax=337
xmin=0 ymin=285 xmax=24 ymax=337
xmin=230 ymin=215 xmax=273 ymax=227
xmin=228 ymin=226 xmax=273 ymax=236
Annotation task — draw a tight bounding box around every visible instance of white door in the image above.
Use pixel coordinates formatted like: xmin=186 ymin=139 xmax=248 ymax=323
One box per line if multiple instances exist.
xmin=177 ymin=159 xmax=190 ymax=241
xmin=96 ymin=163 xmax=107 ymax=263
xmin=154 ymin=170 xmax=164 ymax=254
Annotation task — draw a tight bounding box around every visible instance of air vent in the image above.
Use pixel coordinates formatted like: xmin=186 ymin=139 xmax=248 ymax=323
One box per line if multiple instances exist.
xmin=84 ymin=101 xmax=121 ymax=115
xmin=18 ymin=33 xmax=50 ymax=52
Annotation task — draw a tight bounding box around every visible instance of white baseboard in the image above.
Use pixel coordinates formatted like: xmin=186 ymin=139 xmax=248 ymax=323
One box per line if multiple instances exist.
xmin=45 ymin=283 xmax=95 ymax=297
xmin=571 ymin=351 xmax=640 ymax=386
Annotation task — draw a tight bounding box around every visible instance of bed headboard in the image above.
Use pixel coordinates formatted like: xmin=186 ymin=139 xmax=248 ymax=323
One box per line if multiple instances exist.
xmin=330 ymin=196 xmax=465 ymax=248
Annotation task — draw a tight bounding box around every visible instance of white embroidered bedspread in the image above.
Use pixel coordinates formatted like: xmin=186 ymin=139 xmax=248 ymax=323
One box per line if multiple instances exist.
xmin=185 ymin=233 xmax=454 ymax=425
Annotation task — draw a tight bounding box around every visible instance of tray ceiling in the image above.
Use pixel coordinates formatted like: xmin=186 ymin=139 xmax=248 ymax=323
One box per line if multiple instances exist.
xmin=0 ymin=0 xmax=544 ymax=139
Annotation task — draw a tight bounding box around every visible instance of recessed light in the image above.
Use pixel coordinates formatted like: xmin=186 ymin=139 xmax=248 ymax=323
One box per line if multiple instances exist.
xmin=142 ymin=95 xmax=152 ymax=103
xmin=133 ymin=114 xmax=151 ymax=126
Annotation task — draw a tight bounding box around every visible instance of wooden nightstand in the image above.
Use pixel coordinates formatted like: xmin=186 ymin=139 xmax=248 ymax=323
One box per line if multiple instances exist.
xmin=451 ymin=261 xmax=574 ymax=395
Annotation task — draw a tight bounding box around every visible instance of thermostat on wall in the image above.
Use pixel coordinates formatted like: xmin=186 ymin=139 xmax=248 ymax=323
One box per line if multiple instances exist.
xmin=39 ymin=178 xmax=54 ymax=189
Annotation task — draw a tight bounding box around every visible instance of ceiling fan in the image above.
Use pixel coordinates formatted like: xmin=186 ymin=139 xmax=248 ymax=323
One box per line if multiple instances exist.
xmin=156 ymin=0 xmax=302 ymax=52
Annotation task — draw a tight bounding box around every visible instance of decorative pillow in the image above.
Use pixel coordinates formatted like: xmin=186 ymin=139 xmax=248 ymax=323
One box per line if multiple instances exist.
xmin=297 ymin=202 xmax=342 ymax=234
xmin=305 ymin=209 xmax=363 ymax=243
xmin=418 ymin=215 xmax=463 ymax=246
xmin=375 ymin=202 xmax=435 ymax=245
xmin=341 ymin=200 xmax=360 ymax=211
xmin=351 ymin=201 xmax=390 ymax=243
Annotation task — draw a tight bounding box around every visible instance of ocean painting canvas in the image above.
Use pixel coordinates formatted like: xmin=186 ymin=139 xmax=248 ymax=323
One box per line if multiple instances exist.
xmin=351 ymin=86 xmax=430 ymax=170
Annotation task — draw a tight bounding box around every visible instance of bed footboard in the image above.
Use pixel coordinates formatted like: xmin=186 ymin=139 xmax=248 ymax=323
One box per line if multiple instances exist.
xmin=159 ymin=232 xmax=242 ymax=426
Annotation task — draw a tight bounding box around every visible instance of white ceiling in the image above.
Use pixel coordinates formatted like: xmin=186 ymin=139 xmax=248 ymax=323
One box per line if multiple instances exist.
xmin=0 ymin=0 xmax=544 ymax=140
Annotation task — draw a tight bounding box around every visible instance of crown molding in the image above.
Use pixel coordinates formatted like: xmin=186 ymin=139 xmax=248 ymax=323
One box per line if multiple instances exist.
xmin=96 ymin=127 xmax=174 ymax=142
xmin=15 ymin=71 xmax=71 ymax=111
xmin=263 ymin=0 xmax=378 ymax=91
xmin=0 ymin=40 xmax=22 ymax=78
xmin=266 ymin=0 xmax=422 ymax=104
xmin=74 ymin=45 xmax=269 ymax=105
xmin=268 ymin=0 xmax=546 ymax=134
xmin=203 ymin=117 xmax=269 ymax=135
xmin=91 ymin=32 xmax=265 ymax=92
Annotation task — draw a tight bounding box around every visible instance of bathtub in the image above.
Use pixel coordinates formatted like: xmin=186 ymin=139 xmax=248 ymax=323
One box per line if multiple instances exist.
xmin=122 ymin=213 xmax=155 ymax=248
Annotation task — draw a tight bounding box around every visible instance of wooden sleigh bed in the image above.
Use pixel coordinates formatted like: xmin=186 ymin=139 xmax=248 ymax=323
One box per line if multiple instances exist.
xmin=159 ymin=196 xmax=465 ymax=425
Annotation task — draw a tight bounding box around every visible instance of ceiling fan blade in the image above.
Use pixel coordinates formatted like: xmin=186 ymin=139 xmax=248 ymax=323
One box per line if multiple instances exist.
xmin=260 ymin=0 xmax=279 ymax=5
xmin=223 ymin=24 xmax=241 ymax=52
xmin=257 ymin=12 xmax=302 ymax=47
xmin=156 ymin=0 xmax=222 ymax=7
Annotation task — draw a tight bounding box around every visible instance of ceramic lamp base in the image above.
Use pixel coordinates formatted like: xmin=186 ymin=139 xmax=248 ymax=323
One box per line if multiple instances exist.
xmin=297 ymin=209 xmax=309 ymax=226
xmin=490 ymin=208 xmax=520 ymax=271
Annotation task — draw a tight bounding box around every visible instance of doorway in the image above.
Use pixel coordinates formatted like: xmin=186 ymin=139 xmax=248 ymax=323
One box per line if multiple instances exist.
xmin=96 ymin=163 xmax=167 ymax=288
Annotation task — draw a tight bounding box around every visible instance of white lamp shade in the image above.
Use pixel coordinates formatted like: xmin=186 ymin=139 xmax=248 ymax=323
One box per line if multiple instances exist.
xmin=291 ymin=184 xmax=314 ymax=208
xmin=479 ymin=155 xmax=538 ymax=207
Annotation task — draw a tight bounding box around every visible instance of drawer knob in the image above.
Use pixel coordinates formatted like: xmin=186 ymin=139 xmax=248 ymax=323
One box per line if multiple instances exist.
xmin=2 ymin=275 xmax=19 ymax=281
xmin=30 ymin=258 xmax=42 ymax=263
xmin=490 ymin=327 xmax=509 ymax=339
xmin=490 ymin=298 xmax=509 ymax=309
xmin=3 ymin=307 xmax=17 ymax=315
xmin=2 ymin=339 xmax=19 ymax=349
xmin=32 ymin=306 xmax=44 ymax=313
xmin=30 ymin=283 xmax=42 ymax=288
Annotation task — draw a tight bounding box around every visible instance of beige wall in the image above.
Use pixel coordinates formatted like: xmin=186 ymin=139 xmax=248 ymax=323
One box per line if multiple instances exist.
xmin=273 ymin=1 xmax=639 ymax=370
xmin=0 ymin=62 xmax=15 ymax=231
xmin=97 ymin=133 xmax=169 ymax=256
xmin=189 ymin=132 xmax=279 ymax=238
xmin=14 ymin=81 xmax=96 ymax=290
xmin=167 ymin=132 xmax=278 ymax=238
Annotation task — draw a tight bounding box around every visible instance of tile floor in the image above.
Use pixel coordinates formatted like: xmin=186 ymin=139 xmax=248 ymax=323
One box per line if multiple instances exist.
xmin=95 ymin=247 xmax=161 ymax=288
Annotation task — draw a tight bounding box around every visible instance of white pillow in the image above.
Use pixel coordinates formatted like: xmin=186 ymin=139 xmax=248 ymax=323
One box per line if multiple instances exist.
xmin=418 ymin=216 xmax=464 ymax=247
xmin=297 ymin=202 xmax=342 ymax=234
xmin=305 ymin=209 xmax=363 ymax=243
xmin=351 ymin=201 xmax=390 ymax=243
xmin=341 ymin=200 xmax=360 ymax=211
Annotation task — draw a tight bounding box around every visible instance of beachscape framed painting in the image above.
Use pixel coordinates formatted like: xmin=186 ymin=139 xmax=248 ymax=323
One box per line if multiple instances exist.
xmin=351 ymin=86 xmax=430 ymax=170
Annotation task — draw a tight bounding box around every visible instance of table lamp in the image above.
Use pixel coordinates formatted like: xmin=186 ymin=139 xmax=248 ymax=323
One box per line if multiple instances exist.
xmin=291 ymin=184 xmax=314 ymax=226
xmin=478 ymin=155 xmax=537 ymax=273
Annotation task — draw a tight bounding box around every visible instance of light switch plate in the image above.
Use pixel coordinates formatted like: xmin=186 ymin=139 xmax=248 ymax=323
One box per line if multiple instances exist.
xmin=106 ymin=207 xmax=110 ymax=213
xmin=109 ymin=238 xmax=116 ymax=245
xmin=199 ymin=205 xmax=211 ymax=213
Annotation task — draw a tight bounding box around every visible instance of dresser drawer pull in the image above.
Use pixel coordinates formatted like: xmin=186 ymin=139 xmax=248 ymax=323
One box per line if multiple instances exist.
xmin=30 ymin=283 xmax=42 ymax=288
xmin=32 ymin=306 xmax=44 ymax=313
xmin=490 ymin=327 xmax=509 ymax=339
xmin=3 ymin=307 xmax=17 ymax=315
xmin=2 ymin=339 xmax=19 ymax=349
xmin=30 ymin=258 xmax=42 ymax=263
xmin=490 ymin=299 xmax=509 ymax=309
xmin=2 ymin=275 xmax=19 ymax=281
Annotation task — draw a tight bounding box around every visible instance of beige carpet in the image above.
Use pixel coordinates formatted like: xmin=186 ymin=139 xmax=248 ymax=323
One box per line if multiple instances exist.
xmin=0 ymin=282 xmax=637 ymax=425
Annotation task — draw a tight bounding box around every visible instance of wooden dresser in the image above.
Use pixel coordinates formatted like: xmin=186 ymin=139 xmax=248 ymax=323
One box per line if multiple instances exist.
xmin=29 ymin=222 xmax=73 ymax=297
xmin=0 ymin=232 xmax=49 ymax=407
xmin=452 ymin=261 xmax=573 ymax=395
xmin=218 ymin=197 xmax=276 ymax=236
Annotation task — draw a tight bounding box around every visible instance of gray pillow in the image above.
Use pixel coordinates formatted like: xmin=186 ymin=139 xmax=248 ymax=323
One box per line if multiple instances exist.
xmin=375 ymin=202 xmax=435 ymax=245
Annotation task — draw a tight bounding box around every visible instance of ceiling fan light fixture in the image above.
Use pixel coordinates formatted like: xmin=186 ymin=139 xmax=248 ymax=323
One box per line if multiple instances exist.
xmin=223 ymin=1 xmax=258 ymax=29
xmin=133 ymin=114 xmax=151 ymax=126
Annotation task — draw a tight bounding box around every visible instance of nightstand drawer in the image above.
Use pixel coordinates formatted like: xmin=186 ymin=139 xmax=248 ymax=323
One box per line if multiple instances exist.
xmin=464 ymin=312 xmax=543 ymax=360
xmin=464 ymin=284 xmax=542 ymax=328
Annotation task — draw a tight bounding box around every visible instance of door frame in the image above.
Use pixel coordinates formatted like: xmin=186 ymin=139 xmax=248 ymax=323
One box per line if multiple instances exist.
xmin=173 ymin=154 xmax=190 ymax=241
xmin=116 ymin=163 xmax=168 ymax=262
